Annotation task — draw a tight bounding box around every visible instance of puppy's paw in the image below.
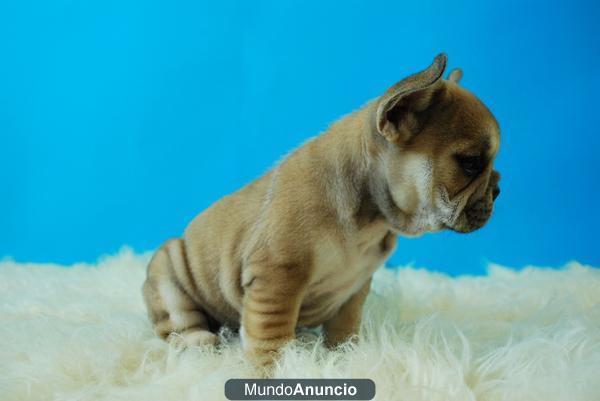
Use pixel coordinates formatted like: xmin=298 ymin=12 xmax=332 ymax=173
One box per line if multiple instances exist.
xmin=168 ymin=329 xmax=219 ymax=348
xmin=240 ymin=326 xmax=283 ymax=376
xmin=324 ymin=332 xmax=359 ymax=349
xmin=247 ymin=351 xmax=277 ymax=378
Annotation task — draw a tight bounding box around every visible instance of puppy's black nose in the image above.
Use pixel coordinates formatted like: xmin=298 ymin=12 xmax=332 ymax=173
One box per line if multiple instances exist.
xmin=492 ymin=185 xmax=501 ymax=200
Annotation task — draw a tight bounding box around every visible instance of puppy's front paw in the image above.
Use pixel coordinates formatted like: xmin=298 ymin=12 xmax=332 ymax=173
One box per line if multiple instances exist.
xmin=324 ymin=332 xmax=360 ymax=349
xmin=240 ymin=325 xmax=286 ymax=376
xmin=245 ymin=348 xmax=278 ymax=378
xmin=168 ymin=329 xmax=219 ymax=348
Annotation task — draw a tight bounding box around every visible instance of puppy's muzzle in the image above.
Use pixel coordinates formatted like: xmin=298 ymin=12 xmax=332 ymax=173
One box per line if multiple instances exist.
xmin=451 ymin=171 xmax=500 ymax=233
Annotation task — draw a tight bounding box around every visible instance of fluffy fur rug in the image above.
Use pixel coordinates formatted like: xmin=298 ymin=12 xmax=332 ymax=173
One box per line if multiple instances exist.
xmin=1 ymin=249 xmax=599 ymax=401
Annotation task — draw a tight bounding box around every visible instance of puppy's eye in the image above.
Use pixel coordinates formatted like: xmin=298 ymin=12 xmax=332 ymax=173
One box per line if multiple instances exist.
xmin=455 ymin=155 xmax=482 ymax=177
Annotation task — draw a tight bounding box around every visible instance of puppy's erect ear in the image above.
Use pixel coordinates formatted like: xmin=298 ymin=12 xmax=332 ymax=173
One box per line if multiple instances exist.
xmin=376 ymin=53 xmax=447 ymax=143
xmin=447 ymin=68 xmax=463 ymax=84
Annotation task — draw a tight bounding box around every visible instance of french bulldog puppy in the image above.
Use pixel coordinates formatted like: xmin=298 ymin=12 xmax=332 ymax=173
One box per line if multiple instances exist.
xmin=143 ymin=53 xmax=501 ymax=368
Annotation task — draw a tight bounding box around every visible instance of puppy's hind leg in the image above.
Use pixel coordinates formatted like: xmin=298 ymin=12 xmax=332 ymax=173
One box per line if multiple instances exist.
xmin=142 ymin=239 xmax=218 ymax=347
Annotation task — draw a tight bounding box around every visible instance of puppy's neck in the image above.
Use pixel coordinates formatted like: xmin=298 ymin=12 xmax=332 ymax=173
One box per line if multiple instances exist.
xmin=319 ymin=103 xmax=402 ymax=232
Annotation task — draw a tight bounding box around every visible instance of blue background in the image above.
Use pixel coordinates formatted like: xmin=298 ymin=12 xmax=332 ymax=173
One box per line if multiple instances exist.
xmin=1 ymin=0 xmax=599 ymax=275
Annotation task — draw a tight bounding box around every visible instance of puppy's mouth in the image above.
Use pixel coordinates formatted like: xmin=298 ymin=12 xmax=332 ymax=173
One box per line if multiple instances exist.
xmin=445 ymin=223 xmax=480 ymax=234
xmin=445 ymin=200 xmax=494 ymax=233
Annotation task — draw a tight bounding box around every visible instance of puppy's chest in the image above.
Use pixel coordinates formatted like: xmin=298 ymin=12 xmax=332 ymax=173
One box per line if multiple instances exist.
xmin=298 ymin=221 xmax=395 ymax=326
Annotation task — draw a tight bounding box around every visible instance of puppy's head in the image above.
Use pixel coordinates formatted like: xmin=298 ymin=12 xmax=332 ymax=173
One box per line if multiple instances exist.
xmin=373 ymin=54 xmax=500 ymax=236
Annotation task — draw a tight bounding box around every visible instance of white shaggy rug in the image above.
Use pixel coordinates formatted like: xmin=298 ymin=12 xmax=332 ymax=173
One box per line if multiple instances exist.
xmin=1 ymin=249 xmax=599 ymax=401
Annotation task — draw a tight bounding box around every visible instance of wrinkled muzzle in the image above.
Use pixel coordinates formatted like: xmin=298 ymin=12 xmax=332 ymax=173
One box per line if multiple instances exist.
xmin=450 ymin=171 xmax=501 ymax=233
